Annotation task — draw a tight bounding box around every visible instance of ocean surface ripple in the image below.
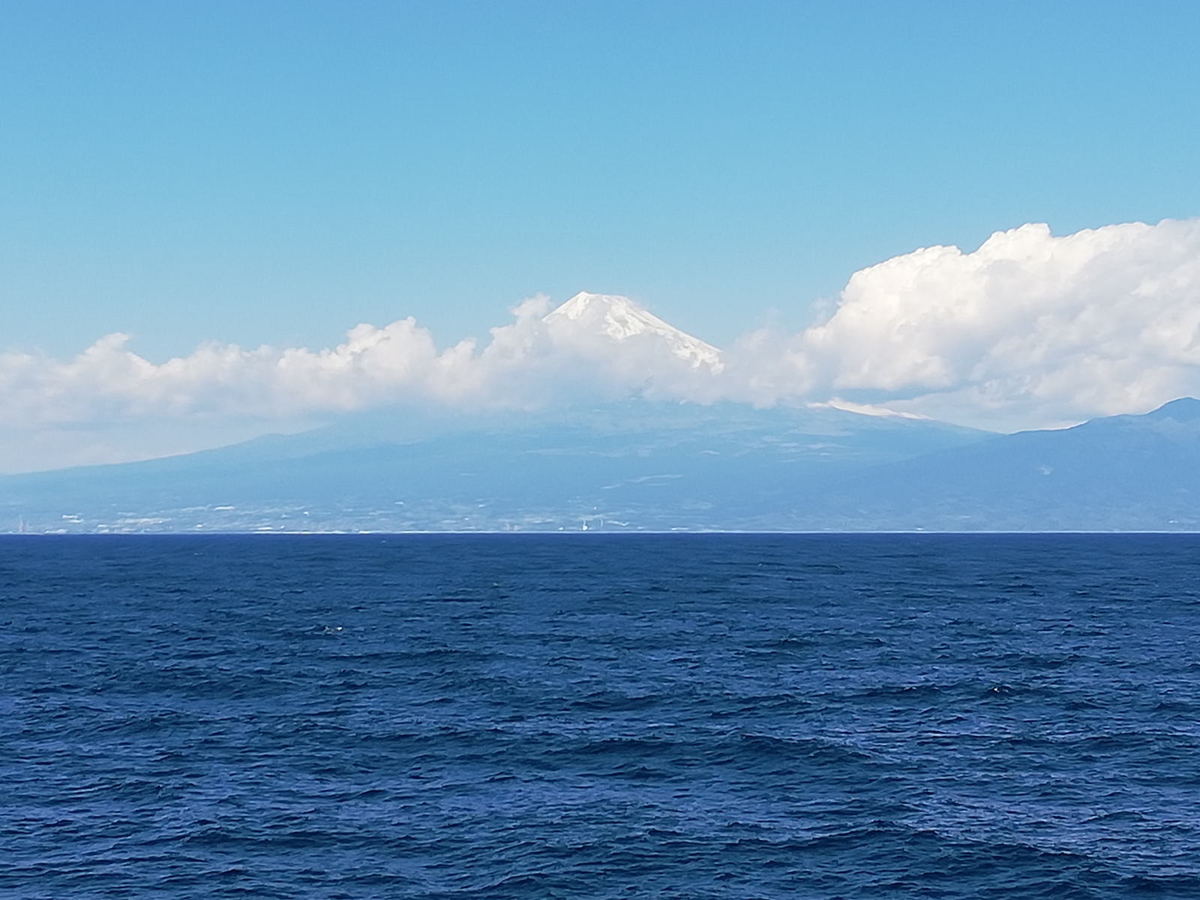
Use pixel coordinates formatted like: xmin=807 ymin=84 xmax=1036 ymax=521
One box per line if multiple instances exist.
xmin=4 ymin=534 xmax=1200 ymax=898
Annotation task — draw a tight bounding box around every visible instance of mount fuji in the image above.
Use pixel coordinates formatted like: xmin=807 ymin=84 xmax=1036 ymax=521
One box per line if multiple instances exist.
xmin=0 ymin=395 xmax=988 ymax=533
xmin=544 ymin=292 xmax=723 ymax=371
xmin=6 ymin=293 xmax=1200 ymax=532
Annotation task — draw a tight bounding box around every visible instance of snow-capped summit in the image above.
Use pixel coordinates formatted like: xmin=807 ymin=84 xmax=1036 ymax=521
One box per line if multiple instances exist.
xmin=544 ymin=292 xmax=723 ymax=370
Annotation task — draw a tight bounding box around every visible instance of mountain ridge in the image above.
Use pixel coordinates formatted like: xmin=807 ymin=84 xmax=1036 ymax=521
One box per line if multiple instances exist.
xmin=3 ymin=398 xmax=1198 ymax=532
xmin=791 ymin=396 xmax=1200 ymax=531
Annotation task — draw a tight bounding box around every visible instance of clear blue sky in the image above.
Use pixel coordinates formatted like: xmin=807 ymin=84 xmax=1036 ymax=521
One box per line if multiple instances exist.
xmin=3 ymin=0 xmax=1198 ymax=359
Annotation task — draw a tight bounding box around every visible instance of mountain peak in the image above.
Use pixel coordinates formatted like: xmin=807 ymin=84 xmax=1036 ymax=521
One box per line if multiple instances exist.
xmin=545 ymin=292 xmax=723 ymax=370
xmin=1145 ymin=397 xmax=1200 ymax=421
xmin=550 ymin=291 xmax=642 ymax=323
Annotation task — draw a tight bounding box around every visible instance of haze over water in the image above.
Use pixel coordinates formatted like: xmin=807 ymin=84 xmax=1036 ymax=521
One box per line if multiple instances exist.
xmin=5 ymin=534 xmax=1199 ymax=898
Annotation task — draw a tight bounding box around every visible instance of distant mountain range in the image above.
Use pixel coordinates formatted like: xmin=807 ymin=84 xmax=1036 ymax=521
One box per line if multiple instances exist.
xmin=3 ymin=292 xmax=1198 ymax=533
xmin=4 ymin=397 xmax=1200 ymax=533
xmin=804 ymin=397 xmax=1200 ymax=532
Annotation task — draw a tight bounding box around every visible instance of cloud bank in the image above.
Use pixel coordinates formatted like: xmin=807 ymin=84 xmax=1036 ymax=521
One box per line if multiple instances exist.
xmin=783 ymin=218 xmax=1200 ymax=429
xmin=4 ymin=218 xmax=1200 ymax=468
xmin=0 ymin=294 xmax=725 ymax=430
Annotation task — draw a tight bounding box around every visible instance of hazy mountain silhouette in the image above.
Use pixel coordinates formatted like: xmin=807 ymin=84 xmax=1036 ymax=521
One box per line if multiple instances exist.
xmin=795 ymin=398 xmax=1200 ymax=531
xmin=0 ymin=401 xmax=987 ymax=532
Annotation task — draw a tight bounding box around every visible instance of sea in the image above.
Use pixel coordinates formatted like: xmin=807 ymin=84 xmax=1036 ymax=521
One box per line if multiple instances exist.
xmin=3 ymin=533 xmax=1200 ymax=899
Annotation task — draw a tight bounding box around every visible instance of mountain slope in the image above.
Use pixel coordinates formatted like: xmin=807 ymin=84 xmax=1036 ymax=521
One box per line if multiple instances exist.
xmin=0 ymin=401 xmax=988 ymax=532
xmin=6 ymin=394 xmax=1199 ymax=533
xmin=796 ymin=398 xmax=1200 ymax=531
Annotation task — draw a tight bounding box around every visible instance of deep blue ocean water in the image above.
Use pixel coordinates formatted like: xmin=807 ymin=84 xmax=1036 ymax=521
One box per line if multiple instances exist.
xmin=4 ymin=534 xmax=1200 ymax=899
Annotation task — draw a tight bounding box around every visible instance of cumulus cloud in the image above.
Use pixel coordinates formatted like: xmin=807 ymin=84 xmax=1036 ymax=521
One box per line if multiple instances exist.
xmin=774 ymin=218 xmax=1200 ymax=428
xmin=0 ymin=292 xmax=722 ymax=435
xmin=5 ymin=217 xmax=1200 ymax=468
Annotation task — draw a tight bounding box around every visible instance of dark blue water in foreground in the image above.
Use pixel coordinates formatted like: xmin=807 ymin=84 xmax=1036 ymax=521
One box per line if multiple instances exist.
xmin=4 ymin=534 xmax=1200 ymax=898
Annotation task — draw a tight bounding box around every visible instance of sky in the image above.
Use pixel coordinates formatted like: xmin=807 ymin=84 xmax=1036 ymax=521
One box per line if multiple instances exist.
xmin=2 ymin=0 xmax=1200 ymax=472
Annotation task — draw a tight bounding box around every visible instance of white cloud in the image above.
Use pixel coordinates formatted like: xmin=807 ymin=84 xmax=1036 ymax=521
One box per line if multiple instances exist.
xmin=0 ymin=293 xmax=720 ymax=438
xmin=771 ymin=218 xmax=1200 ymax=429
xmin=4 ymin=218 xmax=1200 ymax=470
